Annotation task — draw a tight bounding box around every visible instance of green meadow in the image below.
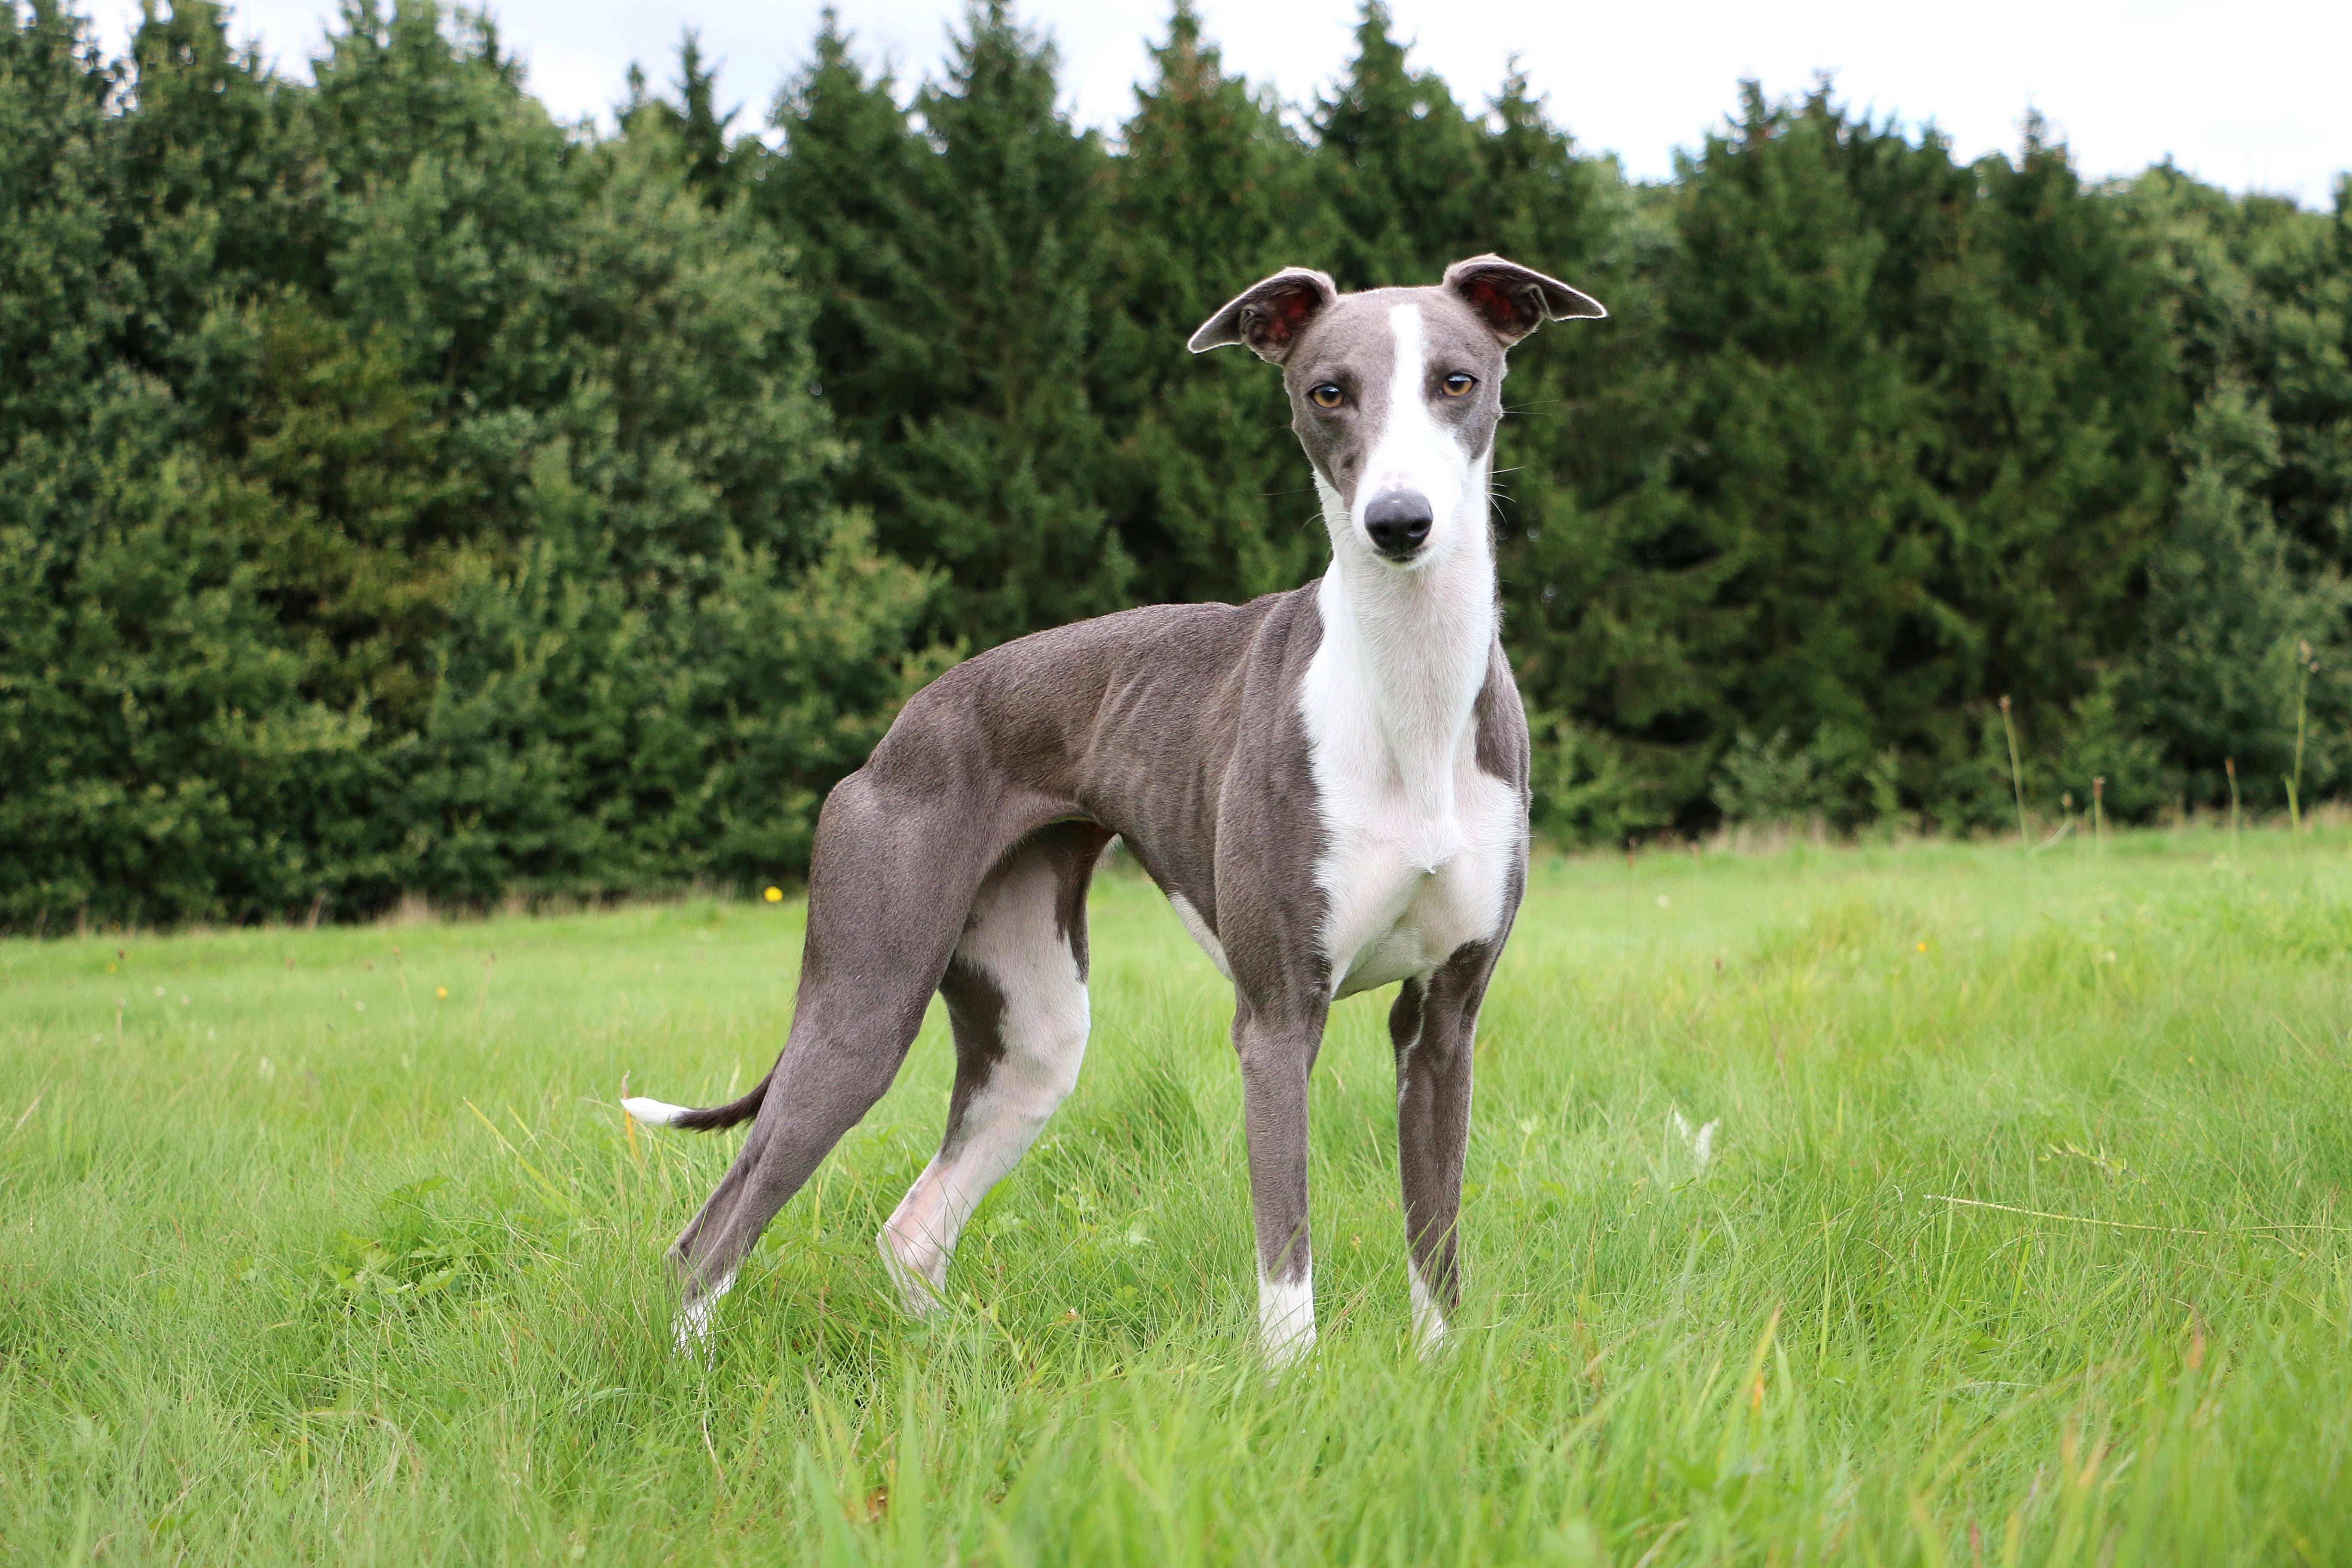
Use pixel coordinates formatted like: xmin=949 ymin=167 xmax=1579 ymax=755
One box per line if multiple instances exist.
xmin=3 ymin=829 xmax=2350 ymax=1565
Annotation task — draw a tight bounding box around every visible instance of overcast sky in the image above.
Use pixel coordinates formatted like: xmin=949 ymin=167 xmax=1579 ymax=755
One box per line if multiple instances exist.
xmin=91 ymin=0 xmax=2352 ymax=209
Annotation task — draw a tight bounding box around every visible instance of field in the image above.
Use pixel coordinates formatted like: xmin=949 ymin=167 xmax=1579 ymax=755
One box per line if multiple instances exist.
xmin=4 ymin=829 xmax=2351 ymax=1565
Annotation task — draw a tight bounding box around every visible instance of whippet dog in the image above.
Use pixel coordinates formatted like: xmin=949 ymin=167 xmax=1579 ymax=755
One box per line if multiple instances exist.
xmin=623 ymin=256 xmax=1605 ymax=1364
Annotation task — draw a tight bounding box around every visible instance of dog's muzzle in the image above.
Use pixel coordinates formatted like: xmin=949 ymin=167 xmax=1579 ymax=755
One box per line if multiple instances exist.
xmin=1363 ymin=490 xmax=1433 ymax=562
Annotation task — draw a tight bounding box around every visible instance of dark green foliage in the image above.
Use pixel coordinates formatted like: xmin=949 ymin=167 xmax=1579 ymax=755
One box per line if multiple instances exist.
xmin=0 ymin=0 xmax=116 ymax=446
xmin=1094 ymin=3 xmax=1335 ymax=604
xmin=0 ymin=0 xmax=928 ymax=928
xmin=2113 ymin=168 xmax=2352 ymax=812
xmin=1453 ymin=72 xmax=1676 ymax=841
xmin=763 ymin=3 xmax=1129 ymax=647
xmin=3 ymin=0 xmax=2349 ymax=930
xmin=620 ymin=34 xmax=742 ymax=206
xmin=1553 ymin=92 xmax=2180 ymax=835
xmin=1310 ymin=2 xmax=1488 ymax=288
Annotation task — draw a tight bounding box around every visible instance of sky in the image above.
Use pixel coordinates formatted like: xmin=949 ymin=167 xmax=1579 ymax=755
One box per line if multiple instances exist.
xmin=89 ymin=0 xmax=2352 ymax=209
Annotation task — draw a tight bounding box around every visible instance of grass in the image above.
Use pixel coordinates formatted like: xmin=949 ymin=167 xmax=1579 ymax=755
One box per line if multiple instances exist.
xmin=4 ymin=827 xmax=2352 ymax=1565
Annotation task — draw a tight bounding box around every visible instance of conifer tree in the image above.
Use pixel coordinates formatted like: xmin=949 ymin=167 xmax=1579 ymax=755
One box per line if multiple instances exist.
xmin=392 ymin=113 xmax=920 ymax=901
xmin=1458 ymin=66 xmax=1682 ymax=840
xmin=0 ymin=0 xmax=928 ymax=925
xmin=619 ymin=34 xmax=743 ymax=206
xmin=2112 ymin=168 xmax=2352 ymax=808
xmin=889 ymin=3 xmax=1127 ymax=643
xmin=0 ymin=0 xmax=370 ymax=924
xmin=769 ymin=3 xmax=1128 ymax=646
xmin=7 ymin=0 xmax=2352 ymax=925
xmin=1310 ymin=1 xmax=1485 ymax=287
xmin=1664 ymin=87 xmax=1972 ymax=824
xmin=0 ymin=0 xmax=116 ymax=454
xmin=1624 ymin=88 xmax=2180 ymax=829
xmin=1914 ymin=119 xmax=2179 ymax=818
xmin=758 ymin=13 xmax=930 ymax=513
xmin=1100 ymin=3 xmax=1330 ymax=603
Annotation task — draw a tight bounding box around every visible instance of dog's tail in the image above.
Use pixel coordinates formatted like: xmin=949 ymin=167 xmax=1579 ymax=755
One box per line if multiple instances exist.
xmin=621 ymin=1069 xmax=773 ymax=1133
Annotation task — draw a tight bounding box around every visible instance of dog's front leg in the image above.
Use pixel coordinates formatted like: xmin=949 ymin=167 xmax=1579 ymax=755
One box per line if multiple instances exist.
xmin=1390 ymin=942 xmax=1500 ymax=1359
xmin=1232 ymin=996 xmax=1326 ymax=1369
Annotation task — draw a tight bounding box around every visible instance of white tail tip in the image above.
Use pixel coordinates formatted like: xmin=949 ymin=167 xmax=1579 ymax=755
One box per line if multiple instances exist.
xmin=622 ymin=1095 xmax=691 ymax=1126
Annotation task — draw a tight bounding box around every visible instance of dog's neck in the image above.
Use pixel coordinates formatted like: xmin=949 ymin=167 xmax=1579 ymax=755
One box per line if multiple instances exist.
xmin=1311 ymin=472 xmax=1498 ymax=822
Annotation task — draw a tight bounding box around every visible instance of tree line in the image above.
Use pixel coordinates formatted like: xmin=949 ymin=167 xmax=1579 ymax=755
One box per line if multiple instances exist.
xmin=3 ymin=0 xmax=2347 ymax=929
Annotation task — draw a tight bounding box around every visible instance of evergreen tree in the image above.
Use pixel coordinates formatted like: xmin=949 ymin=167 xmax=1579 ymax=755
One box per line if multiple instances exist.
xmin=1569 ymin=89 xmax=2180 ymax=832
xmin=1461 ymin=67 xmax=1679 ymax=841
xmin=2112 ymin=168 xmax=2352 ymax=810
xmin=1910 ymin=120 xmax=2180 ymax=821
xmin=757 ymin=13 xmax=930 ymax=520
xmin=0 ymin=0 xmax=370 ymax=924
xmin=0 ymin=0 xmax=929 ymax=927
xmin=768 ymin=3 xmax=1128 ymax=646
xmin=1310 ymin=2 xmax=1485 ymax=287
xmin=619 ymin=34 xmax=744 ymax=206
xmin=1662 ymin=85 xmax=1954 ymax=826
xmin=0 ymin=0 xmax=117 ymax=456
xmin=9 ymin=0 xmax=2352 ymax=930
xmin=1099 ymin=3 xmax=1330 ymax=603
xmin=386 ymin=113 xmax=897 ymax=902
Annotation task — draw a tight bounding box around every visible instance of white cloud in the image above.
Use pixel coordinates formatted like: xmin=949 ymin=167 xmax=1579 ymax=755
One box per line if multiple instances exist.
xmin=91 ymin=0 xmax=2350 ymax=208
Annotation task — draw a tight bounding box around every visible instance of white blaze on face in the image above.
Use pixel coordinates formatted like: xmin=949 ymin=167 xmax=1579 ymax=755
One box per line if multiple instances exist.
xmin=1300 ymin=298 xmax=1513 ymax=995
xmin=1352 ymin=302 xmax=1473 ymax=564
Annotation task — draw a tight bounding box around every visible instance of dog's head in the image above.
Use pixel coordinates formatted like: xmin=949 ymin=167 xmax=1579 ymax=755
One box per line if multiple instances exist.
xmin=1189 ymin=257 xmax=1604 ymax=571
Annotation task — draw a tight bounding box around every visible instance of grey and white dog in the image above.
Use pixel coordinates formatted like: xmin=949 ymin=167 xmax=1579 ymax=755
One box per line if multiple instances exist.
xmin=624 ymin=255 xmax=1605 ymax=1363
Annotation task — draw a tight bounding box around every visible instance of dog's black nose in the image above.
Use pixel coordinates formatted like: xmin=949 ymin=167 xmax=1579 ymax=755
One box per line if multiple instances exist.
xmin=1363 ymin=491 xmax=1433 ymax=560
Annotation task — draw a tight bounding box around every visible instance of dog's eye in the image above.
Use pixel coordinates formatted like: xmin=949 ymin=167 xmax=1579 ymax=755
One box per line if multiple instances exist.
xmin=1441 ymin=373 xmax=1476 ymax=398
xmin=1308 ymin=383 xmax=1345 ymax=410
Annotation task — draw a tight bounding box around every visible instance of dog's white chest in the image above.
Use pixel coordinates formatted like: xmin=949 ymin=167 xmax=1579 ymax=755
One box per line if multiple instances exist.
xmin=1298 ymin=603 xmax=1519 ymax=1000
xmin=1311 ymin=748 xmax=1517 ymax=998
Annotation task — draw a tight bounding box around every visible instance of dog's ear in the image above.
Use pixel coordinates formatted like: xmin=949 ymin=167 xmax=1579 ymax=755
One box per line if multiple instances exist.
xmin=1441 ymin=255 xmax=1606 ymax=345
xmin=1188 ymin=267 xmax=1340 ymax=362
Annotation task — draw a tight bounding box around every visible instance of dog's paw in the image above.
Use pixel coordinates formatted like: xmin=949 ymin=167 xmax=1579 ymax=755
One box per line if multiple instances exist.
xmin=671 ymin=1305 xmax=714 ymax=1361
xmin=1409 ymin=1267 xmax=1451 ymax=1361
xmin=670 ymin=1269 xmax=735 ymax=1360
xmin=876 ymin=1228 xmax=950 ymax=1318
xmin=1257 ymin=1269 xmax=1317 ymax=1374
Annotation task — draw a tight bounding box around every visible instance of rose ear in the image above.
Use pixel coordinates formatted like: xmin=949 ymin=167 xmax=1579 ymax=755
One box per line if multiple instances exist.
xmin=1187 ymin=267 xmax=1340 ymax=363
xmin=1441 ymin=254 xmax=1606 ymax=346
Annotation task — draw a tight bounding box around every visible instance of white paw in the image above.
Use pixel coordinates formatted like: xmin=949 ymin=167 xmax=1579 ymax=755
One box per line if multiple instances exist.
xmin=1409 ymin=1265 xmax=1451 ymax=1360
xmin=1258 ymin=1266 xmax=1316 ymax=1369
xmin=671 ymin=1270 xmax=734 ymax=1358
xmin=876 ymin=1228 xmax=949 ymax=1317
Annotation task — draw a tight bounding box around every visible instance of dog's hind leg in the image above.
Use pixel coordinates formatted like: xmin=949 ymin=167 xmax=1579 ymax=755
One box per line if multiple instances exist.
xmin=879 ymin=822 xmax=1109 ymax=1313
xmin=663 ymin=774 xmax=1010 ymax=1350
xmin=1389 ymin=941 xmax=1500 ymax=1358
